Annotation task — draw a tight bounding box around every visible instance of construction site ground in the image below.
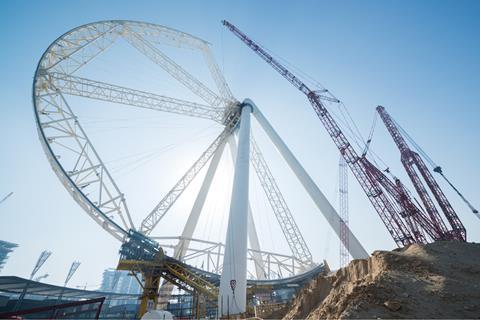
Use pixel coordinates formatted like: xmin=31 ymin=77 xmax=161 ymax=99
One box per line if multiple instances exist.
xmin=276 ymin=241 xmax=480 ymax=319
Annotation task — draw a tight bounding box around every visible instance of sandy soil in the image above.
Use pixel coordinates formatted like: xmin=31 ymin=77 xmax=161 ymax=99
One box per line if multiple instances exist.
xmin=282 ymin=241 xmax=480 ymax=319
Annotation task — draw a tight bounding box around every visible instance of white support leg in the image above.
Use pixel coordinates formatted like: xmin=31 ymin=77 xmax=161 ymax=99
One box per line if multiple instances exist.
xmin=157 ymin=139 xmax=228 ymax=309
xmin=175 ymin=140 xmax=227 ymax=259
xmin=219 ymin=101 xmax=252 ymax=315
xmin=228 ymin=135 xmax=266 ymax=280
xmin=247 ymin=206 xmax=266 ymax=279
xmin=252 ymin=104 xmax=369 ymax=260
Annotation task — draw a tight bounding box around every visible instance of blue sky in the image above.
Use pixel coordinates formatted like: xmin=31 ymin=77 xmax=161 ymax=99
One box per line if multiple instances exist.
xmin=0 ymin=0 xmax=479 ymax=288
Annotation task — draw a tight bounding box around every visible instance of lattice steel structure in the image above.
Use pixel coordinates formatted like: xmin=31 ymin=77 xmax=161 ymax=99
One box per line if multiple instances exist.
xmin=377 ymin=106 xmax=466 ymax=241
xmin=33 ymin=20 xmax=371 ymax=315
xmin=33 ymin=20 xmax=376 ymax=314
xmin=222 ymin=20 xmax=467 ymax=250
xmin=34 ymin=19 xmax=366 ymax=274
xmin=339 ymin=157 xmax=349 ymax=268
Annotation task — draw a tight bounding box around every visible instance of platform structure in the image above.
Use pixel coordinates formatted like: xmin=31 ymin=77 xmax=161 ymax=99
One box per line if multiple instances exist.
xmin=117 ymin=230 xmax=329 ymax=318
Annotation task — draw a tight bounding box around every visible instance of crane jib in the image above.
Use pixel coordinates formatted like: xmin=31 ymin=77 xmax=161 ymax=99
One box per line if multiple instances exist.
xmin=222 ymin=20 xmax=467 ymax=246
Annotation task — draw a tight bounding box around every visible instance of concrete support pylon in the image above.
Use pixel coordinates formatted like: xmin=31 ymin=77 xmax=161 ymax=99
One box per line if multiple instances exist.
xmin=228 ymin=135 xmax=266 ymax=280
xmin=219 ymin=100 xmax=253 ymax=316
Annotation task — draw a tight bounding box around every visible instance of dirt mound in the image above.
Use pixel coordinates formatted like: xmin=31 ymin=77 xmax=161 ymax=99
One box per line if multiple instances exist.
xmin=283 ymin=241 xmax=480 ymax=319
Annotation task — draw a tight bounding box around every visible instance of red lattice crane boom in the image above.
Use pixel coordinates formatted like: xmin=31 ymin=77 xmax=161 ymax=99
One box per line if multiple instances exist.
xmin=222 ymin=20 xmax=464 ymax=246
xmin=222 ymin=20 xmax=421 ymax=247
xmin=339 ymin=156 xmax=350 ymax=267
xmin=376 ymin=106 xmax=466 ymax=241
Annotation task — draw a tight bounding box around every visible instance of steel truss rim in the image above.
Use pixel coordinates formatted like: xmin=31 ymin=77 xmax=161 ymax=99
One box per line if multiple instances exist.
xmin=33 ymin=20 xmax=317 ymax=279
xmin=33 ymin=20 xmax=224 ymax=241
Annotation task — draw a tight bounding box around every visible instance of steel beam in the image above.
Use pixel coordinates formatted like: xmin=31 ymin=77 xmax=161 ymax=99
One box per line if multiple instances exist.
xmin=35 ymin=84 xmax=132 ymax=240
xmin=43 ymin=22 xmax=120 ymax=75
xmin=157 ymin=140 xmax=228 ymax=308
xmin=175 ymin=141 xmax=227 ymax=258
xmin=252 ymin=104 xmax=369 ymax=260
xmin=250 ymin=134 xmax=313 ymax=265
xmin=140 ymin=127 xmax=233 ymax=235
xmin=47 ymin=73 xmax=224 ymax=123
xmin=122 ymin=29 xmax=223 ymax=107
xmin=152 ymin=235 xmax=312 ymax=277
xmin=200 ymin=45 xmax=235 ymax=104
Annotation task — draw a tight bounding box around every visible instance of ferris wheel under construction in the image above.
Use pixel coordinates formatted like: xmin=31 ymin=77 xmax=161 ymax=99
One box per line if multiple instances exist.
xmin=33 ymin=20 xmax=475 ymax=317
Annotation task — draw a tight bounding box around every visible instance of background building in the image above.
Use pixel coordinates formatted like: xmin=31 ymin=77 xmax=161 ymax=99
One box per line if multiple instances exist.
xmin=0 ymin=275 xmax=139 ymax=318
xmin=100 ymin=269 xmax=141 ymax=307
xmin=0 ymin=241 xmax=17 ymax=273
